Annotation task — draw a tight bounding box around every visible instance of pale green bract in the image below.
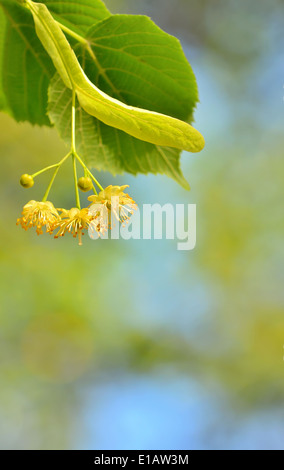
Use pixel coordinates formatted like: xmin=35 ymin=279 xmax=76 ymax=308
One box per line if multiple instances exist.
xmin=48 ymin=73 xmax=191 ymax=189
xmin=26 ymin=0 xmax=205 ymax=153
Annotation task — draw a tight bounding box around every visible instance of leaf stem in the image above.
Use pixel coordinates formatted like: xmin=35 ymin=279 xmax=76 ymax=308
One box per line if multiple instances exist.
xmin=55 ymin=21 xmax=87 ymax=46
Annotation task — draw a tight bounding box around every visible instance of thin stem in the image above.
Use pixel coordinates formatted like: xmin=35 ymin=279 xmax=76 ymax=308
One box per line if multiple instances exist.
xmin=91 ymin=184 xmax=98 ymax=195
xmin=71 ymin=88 xmax=102 ymax=194
xmin=33 ymin=152 xmax=71 ymax=179
xmin=42 ymin=166 xmax=60 ymax=202
xmin=32 ymin=163 xmax=59 ymax=178
xmin=60 ymin=152 xmax=72 ymax=165
xmin=70 ymin=90 xmax=81 ymax=208
xmin=55 ymin=21 xmax=87 ymax=46
xmin=41 ymin=97 xmax=98 ymax=207
xmin=71 ymin=89 xmax=76 ymax=154
xmin=73 ymin=151 xmax=104 ymax=191
xmin=72 ymin=154 xmax=81 ymax=209
xmin=41 ymin=152 xmax=71 ymax=201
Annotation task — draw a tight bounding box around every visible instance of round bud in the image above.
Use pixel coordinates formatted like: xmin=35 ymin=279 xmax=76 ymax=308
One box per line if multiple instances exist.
xmin=20 ymin=174 xmax=34 ymax=188
xmin=78 ymin=177 xmax=93 ymax=192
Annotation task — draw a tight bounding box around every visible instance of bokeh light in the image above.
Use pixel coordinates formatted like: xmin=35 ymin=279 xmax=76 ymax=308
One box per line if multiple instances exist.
xmin=0 ymin=0 xmax=283 ymax=450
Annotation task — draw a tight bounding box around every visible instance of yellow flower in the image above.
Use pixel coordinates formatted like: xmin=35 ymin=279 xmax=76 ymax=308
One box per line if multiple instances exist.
xmin=16 ymin=200 xmax=60 ymax=235
xmin=88 ymin=210 xmax=108 ymax=239
xmin=53 ymin=208 xmax=95 ymax=246
xmin=88 ymin=185 xmax=137 ymax=225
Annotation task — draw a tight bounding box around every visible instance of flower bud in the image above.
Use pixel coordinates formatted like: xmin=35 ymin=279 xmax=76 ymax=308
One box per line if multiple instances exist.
xmin=20 ymin=174 xmax=34 ymax=188
xmin=78 ymin=177 xmax=92 ymax=192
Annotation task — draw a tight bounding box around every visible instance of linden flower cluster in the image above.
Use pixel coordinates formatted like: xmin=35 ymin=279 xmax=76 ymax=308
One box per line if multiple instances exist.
xmin=17 ymin=185 xmax=137 ymax=246
xmin=16 ymin=90 xmax=137 ymax=245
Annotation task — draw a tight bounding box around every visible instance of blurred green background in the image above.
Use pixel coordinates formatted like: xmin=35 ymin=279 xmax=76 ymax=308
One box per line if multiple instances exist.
xmin=0 ymin=0 xmax=283 ymax=450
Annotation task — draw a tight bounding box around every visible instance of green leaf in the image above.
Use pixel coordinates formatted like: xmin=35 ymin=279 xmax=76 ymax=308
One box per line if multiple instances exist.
xmin=82 ymin=14 xmax=198 ymax=123
xmin=28 ymin=2 xmax=204 ymax=152
xmin=47 ymin=12 xmax=203 ymax=186
xmin=0 ymin=0 xmax=110 ymax=124
xmin=0 ymin=0 xmax=54 ymax=124
xmin=49 ymin=73 xmax=190 ymax=188
xmin=0 ymin=8 xmax=8 ymax=111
